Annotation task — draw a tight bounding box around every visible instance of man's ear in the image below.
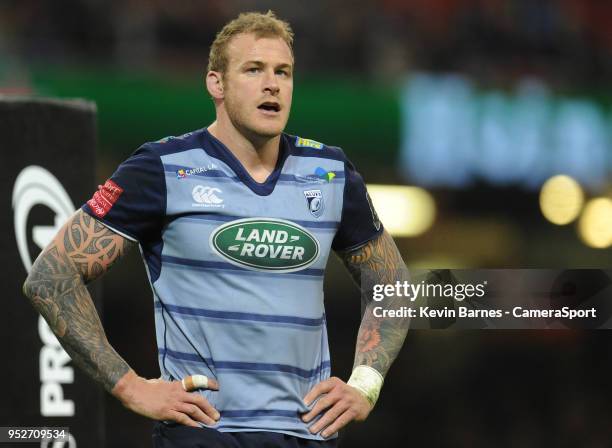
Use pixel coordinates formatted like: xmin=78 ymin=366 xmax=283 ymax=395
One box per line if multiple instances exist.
xmin=206 ymin=71 xmax=224 ymax=99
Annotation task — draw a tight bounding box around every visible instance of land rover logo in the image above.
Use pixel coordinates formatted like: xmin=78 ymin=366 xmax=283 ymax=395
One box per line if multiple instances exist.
xmin=210 ymin=218 xmax=320 ymax=272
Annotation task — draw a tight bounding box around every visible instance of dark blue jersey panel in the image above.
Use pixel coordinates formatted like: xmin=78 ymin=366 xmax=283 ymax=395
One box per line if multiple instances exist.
xmin=332 ymin=158 xmax=384 ymax=251
xmin=82 ymin=144 xmax=166 ymax=243
xmin=283 ymin=133 xmax=382 ymax=250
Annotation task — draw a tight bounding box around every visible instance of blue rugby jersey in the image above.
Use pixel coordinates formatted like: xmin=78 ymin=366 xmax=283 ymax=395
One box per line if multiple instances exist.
xmin=82 ymin=128 xmax=383 ymax=440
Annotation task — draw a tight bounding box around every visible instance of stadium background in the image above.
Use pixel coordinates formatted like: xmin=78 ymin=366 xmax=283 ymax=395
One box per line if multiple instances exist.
xmin=2 ymin=0 xmax=612 ymax=446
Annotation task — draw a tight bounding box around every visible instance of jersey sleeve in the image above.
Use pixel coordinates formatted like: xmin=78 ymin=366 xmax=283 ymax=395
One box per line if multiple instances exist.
xmin=81 ymin=144 xmax=166 ymax=243
xmin=332 ymin=157 xmax=384 ymax=251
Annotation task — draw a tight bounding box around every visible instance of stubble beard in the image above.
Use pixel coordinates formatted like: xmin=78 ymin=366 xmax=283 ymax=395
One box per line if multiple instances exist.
xmin=225 ymin=93 xmax=285 ymax=143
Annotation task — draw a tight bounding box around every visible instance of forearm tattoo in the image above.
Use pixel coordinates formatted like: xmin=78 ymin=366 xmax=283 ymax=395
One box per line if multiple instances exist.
xmin=23 ymin=210 xmax=134 ymax=392
xmin=340 ymin=230 xmax=410 ymax=378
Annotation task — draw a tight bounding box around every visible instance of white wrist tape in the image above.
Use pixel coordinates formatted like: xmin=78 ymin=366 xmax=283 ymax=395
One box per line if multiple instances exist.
xmin=347 ymin=365 xmax=384 ymax=407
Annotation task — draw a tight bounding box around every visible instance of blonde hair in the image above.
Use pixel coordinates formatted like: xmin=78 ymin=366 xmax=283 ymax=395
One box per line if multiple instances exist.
xmin=207 ymin=11 xmax=294 ymax=73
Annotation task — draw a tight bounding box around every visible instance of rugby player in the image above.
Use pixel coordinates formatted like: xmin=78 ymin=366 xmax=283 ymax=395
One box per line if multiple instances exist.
xmin=23 ymin=11 xmax=410 ymax=447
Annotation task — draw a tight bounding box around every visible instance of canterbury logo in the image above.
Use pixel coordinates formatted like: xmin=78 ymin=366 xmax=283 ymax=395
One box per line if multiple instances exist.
xmin=192 ymin=185 xmax=223 ymax=205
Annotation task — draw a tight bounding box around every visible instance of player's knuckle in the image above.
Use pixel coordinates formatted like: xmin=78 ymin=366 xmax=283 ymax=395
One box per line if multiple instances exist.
xmin=321 ymin=396 xmax=334 ymax=407
xmin=310 ymin=406 xmax=322 ymax=417
xmin=335 ymin=397 xmax=347 ymax=409
xmin=324 ymin=392 xmax=337 ymax=403
xmin=161 ymin=403 xmax=175 ymax=416
xmin=340 ymin=392 xmax=352 ymax=403
xmin=178 ymin=401 xmax=189 ymax=410
xmin=177 ymin=414 xmax=188 ymax=424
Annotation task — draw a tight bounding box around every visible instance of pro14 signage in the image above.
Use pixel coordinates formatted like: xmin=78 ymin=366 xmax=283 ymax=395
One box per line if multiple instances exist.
xmin=0 ymin=98 xmax=102 ymax=448
xmin=13 ymin=166 xmax=76 ymax=418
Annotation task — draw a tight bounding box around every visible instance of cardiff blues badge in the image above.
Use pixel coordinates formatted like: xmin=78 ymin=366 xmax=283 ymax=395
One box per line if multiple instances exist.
xmin=304 ymin=189 xmax=324 ymax=218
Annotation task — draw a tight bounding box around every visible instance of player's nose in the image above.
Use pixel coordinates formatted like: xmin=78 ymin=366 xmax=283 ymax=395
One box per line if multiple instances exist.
xmin=263 ymin=69 xmax=280 ymax=95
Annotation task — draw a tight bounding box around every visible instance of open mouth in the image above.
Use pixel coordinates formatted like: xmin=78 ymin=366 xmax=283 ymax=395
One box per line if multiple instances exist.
xmin=258 ymin=102 xmax=281 ymax=113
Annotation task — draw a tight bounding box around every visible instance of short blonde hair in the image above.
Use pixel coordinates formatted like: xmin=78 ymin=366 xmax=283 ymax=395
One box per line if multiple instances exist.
xmin=207 ymin=11 xmax=294 ymax=73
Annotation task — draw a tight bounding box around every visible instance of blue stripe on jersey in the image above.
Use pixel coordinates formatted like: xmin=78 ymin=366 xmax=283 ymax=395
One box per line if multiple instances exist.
xmin=155 ymin=302 xmax=324 ymax=327
xmin=221 ymin=410 xmax=299 ymax=419
xmin=159 ymin=348 xmax=331 ymax=379
xmin=216 ymin=360 xmax=331 ymax=379
xmin=176 ymin=214 xmax=338 ymax=230
xmin=160 ymin=348 xmax=207 ymax=363
xmin=161 ymin=255 xmax=325 ymax=277
xmin=162 ymin=262 xmax=320 ymax=280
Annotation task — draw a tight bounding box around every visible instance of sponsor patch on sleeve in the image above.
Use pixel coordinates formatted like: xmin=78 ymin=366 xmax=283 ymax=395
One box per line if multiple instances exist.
xmin=87 ymin=179 xmax=124 ymax=218
xmin=295 ymin=137 xmax=324 ymax=150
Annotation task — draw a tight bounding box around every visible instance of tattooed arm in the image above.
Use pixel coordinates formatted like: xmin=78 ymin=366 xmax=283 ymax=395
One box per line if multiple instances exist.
xmin=302 ymin=230 xmax=409 ymax=437
xmin=23 ymin=209 xmax=134 ymax=391
xmin=23 ymin=209 xmax=220 ymax=427
xmin=341 ymin=230 xmax=410 ymax=377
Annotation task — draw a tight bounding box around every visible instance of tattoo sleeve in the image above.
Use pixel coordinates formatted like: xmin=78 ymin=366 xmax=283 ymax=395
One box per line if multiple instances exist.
xmin=338 ymin=230 xmax=410 ymax=378
xmin=22 ymin=209 xmax=135 ymax=392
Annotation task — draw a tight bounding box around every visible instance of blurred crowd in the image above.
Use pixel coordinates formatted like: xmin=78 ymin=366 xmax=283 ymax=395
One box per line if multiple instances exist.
xmin=1 ymin=0 xmax=611 ymax=86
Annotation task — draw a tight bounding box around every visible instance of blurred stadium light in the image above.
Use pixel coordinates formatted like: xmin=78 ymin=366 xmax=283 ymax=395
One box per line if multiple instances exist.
xmin=578 ymin=197 xmax=612 ymax=249
xmin=367 ymin=184 xmax=436 ymax=237
xmin=539 ymin=175 xmax=584 ymax=225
